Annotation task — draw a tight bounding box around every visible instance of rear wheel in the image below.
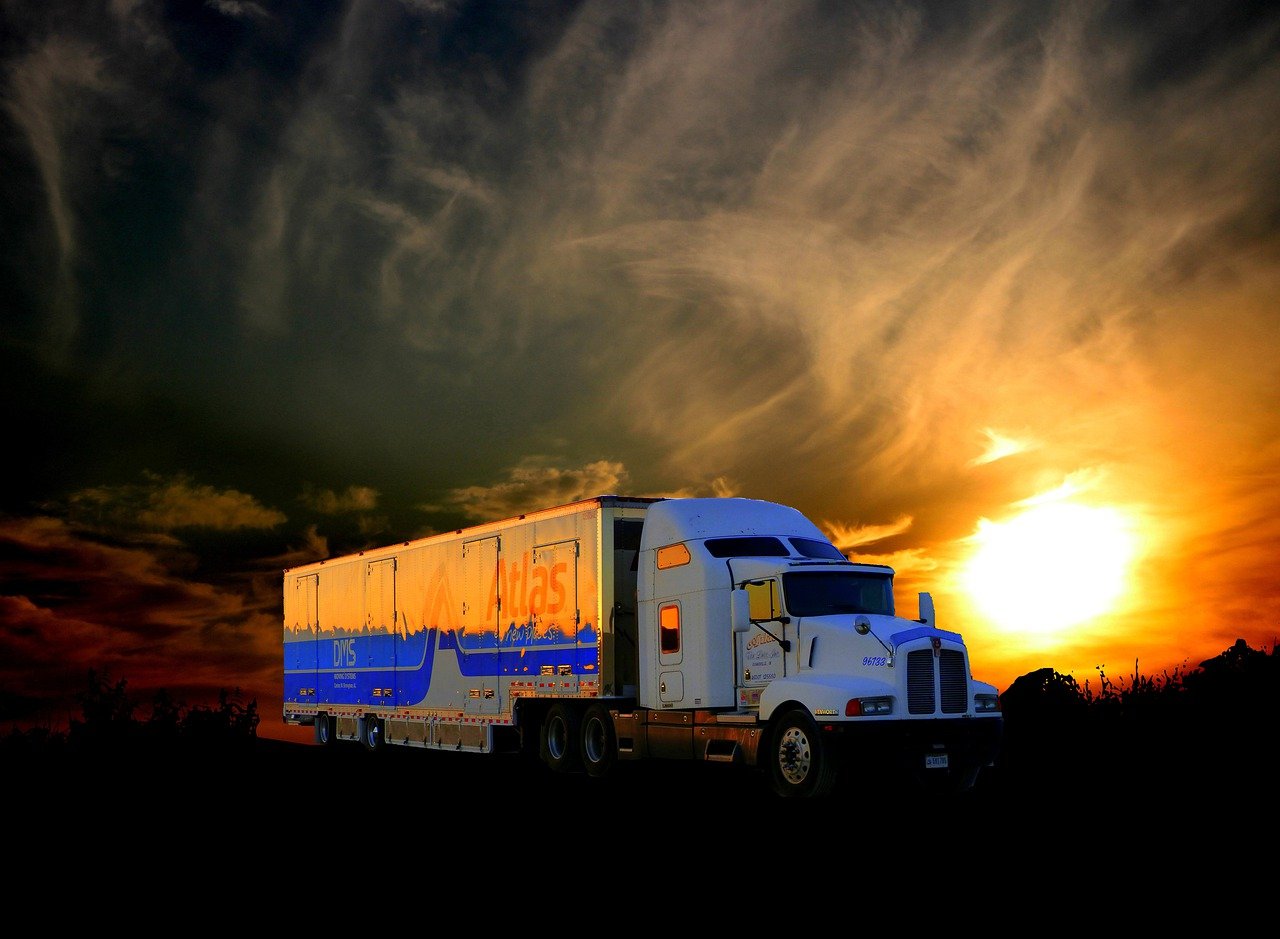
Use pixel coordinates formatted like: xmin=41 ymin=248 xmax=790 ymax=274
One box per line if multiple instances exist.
xmin=768 ymin=709 xmax=837 ymax=798
xmin=360 ymin=715 xmax=383 ymax=752
xmin=313 ymin=713 xmax=335 ymax=746
xmin=539 ymin=703 xmax=582 ymax=773
xmin=580 ymin=704 xmax=617 ymax=778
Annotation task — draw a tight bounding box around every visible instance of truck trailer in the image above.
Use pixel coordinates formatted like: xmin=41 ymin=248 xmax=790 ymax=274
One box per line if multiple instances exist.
xmin=282 ymin=494 xmax=1002 ymax=797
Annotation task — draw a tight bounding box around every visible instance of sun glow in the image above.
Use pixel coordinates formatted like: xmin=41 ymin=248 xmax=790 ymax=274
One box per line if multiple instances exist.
xmin=962 ymin=502 xmax=1137 ymax=637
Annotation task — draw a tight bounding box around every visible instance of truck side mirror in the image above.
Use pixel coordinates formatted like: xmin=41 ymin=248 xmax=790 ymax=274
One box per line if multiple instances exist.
xmin=731 ymin=590 xmax=751 ymax=633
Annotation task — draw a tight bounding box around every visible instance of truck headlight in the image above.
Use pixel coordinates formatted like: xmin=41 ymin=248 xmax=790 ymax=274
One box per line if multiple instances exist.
xmin=974 ymin=694 xmax=1000 ymax=712
xmin=846 ymin=696 xmax=893 ymax=716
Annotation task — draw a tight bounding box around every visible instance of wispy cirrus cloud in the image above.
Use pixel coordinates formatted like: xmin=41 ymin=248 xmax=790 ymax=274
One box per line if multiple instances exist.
xmin=824 ymin=515 xmax=915 ymax=553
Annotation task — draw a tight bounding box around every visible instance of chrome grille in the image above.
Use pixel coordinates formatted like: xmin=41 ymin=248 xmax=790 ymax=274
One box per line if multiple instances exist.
xmin=907 ymin=650 xmax=935 ymax=714
xmin=940 ymin=650 xmax=967 ymax=713
xmin=906 ymin=647 xmax=970 ymax=715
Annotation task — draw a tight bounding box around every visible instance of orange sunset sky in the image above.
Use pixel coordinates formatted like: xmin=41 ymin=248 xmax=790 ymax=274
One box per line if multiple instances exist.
xmin=1 ymin=1 xmax=1277 ymax=742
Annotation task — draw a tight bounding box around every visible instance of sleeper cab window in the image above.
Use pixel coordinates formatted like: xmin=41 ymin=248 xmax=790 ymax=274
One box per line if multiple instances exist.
xmin=659 ymin=602 xmax=681 ymax=654
xmin=656 ymin=542 xmax=690 ymax=569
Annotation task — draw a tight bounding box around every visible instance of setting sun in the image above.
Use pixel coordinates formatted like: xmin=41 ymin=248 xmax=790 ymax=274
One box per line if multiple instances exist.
xmin=962 ymin=502 xmax=1137 ymax=638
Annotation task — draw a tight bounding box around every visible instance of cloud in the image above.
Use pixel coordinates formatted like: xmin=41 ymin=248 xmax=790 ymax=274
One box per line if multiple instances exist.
xmin=61 ymin=473 xmax=287 ymax=533
xmin=3 ymin=36 xmax=111 ymax=264
xmin=1011 ymin=467 xmax=1107 ymax=508
xmin=2 ymin=34 xmax=115 ymax=351
xmin=970 ymin=429 xmax=1037 ymax=466
xmin=179 ymin=0 xmax=1279 ymax=514
xmin=395 ymin=0 xmax=461 ymax=17
xmin=205 ymin=1 xmax=271 ymax=22
xmin=824 ymin=515 xmax=915 ymax=553
xmin=430 ymin=459 xmax=628 ymax=521
xmin=652 ymin=477 xmax=740 ymax=499
xmin=260 ymin=525 xmax=330 ymax=570
xmin=299 ymin=484 xmax=380 ymax=514
xmin=0 ymin=514 xmax=280 ymax=726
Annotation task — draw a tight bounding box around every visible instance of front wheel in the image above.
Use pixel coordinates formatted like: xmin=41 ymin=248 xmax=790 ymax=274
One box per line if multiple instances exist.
xmin=539 ymin=703 xmax=582 ymax=773
xmin=580 ymin=704 xmax=617 ymax=778
xmin=768 ymin=709 xmax=837 ymax=798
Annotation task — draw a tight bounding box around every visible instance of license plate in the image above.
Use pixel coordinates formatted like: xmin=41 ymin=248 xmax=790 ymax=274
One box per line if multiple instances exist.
xmin=925 ymin=753 xmax=949 ymax=769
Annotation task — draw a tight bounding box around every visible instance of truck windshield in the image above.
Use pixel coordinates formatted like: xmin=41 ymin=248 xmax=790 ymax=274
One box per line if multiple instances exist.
xmin=782 ymin=571 xmax=895 ymax=617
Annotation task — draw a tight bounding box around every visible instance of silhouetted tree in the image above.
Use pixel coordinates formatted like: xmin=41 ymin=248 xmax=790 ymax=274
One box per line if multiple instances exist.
xmin=144 ymin=687 xmax=184 ymax=746
xmin=67 ymin=669 xmax=140 ymax=752
xmin=180 ymin=688 xmax=259 ymax=751
xmin=2 ymin=670 xmax=263 ymax=758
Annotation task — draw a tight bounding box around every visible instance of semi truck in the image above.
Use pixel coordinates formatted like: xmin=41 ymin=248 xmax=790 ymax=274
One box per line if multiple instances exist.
xmin=282 ymin=494 xmax=1002 ymax=797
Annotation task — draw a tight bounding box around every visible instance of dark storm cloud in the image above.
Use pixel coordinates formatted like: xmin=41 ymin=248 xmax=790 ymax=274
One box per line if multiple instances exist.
xmin=6 ymin=0 xmax=1276 ymax=510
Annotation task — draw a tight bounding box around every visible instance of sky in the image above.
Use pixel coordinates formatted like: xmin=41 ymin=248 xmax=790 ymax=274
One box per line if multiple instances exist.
xmin=2 ymin=0 xmax=1277 ymax=744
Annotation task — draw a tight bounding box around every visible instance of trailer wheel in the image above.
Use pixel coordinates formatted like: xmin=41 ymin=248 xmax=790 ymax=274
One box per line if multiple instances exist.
xmin=768 ymin=709 xmax=837 ymax=798
xmin=360 ymin=715 xmax=383 ymax=752
xmin=314 ymin=713 xmax=335 ymax=747
xmin=539 ymin=703 xmax=582 ymax=773
xmin=580 ymin=704 xmax=617 ymax=778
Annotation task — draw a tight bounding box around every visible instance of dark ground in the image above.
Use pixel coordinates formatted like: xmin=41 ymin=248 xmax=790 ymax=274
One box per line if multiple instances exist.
xmin=12 ymin=640 xmax=1276 ymax=895
xmin=20 ymin=729 xmax=1268 ymax=831
xmin=10 ymin=728 xmax=1272 ymax=914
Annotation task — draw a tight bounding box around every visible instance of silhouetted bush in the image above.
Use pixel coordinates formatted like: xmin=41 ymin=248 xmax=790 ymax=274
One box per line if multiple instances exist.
xmin=4 ymin=669 xmax=261 ymax=760
xmin=992 ymin=637 xmax=1277 ymax=798
xmin=176 ymin=688 xmax=260 ymax=752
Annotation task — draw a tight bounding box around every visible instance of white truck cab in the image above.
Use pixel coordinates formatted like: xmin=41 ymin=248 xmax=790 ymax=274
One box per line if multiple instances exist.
xmin=628 ymin=497 xmax=1001 ymax=796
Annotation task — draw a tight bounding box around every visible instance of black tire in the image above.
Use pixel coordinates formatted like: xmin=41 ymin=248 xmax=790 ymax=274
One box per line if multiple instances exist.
xmin=580 ymin=704 xmax=617 ymax=778
xmin=768 ymin=708 xmax=837 ymax=798
xmin=313 ymin=713 xmax=335 ymax=747
xmin=539 ymin=703 xmax=582 ymax=773
xmin=360 ymin=715 xmax=383 ymax=752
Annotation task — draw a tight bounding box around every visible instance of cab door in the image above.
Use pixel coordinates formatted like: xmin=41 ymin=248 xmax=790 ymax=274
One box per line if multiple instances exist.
xmin=734 ymin=578 xmax=786 ymax=709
